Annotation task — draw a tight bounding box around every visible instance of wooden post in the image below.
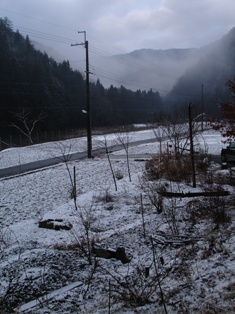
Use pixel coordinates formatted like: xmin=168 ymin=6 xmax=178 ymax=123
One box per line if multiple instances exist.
xmin=73 ymin=166 xmax=77 ymax=201
xmin=188 ymin=103 xmax=196 ymax=188
xmin=108 ymin=279 xmax=111 ymax=314
xmin=140 ymin=194 xmax=146 ymax=238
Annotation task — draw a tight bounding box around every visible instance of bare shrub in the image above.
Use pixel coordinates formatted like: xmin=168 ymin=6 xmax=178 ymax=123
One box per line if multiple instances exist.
xmin=140 ymin=178 xmax=180 ymax=235
xmin=147 ymin=187 xmax=165 ymax=214
xmin=163 ymin=197 xmax=180 ymax=235
xmin=115 ymin=131 xmax=132 ymax=182
xmin=69 ymin=204 xmax=98 ymax=265
xmin=100 ymin=263 xmax=161 ymax=308
xmin=142 ymin=181 xmax=165 ymax=214
xmin=0 ymin=229 xmax=22 ymax=313
xmin=96 ymin=136 xmax=118 ymax=191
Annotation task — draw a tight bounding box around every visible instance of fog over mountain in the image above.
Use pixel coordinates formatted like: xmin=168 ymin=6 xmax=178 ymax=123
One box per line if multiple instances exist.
xmin=34 ymin=27 xmax=235 ymax=113
xmin=167 ymin=27 xmax=235 ymax=115
xmin=32 ymin=41 xmax=66 ymax=63
xmin=34 ymin=40 xmax=202 ymax=96
xmin=92 ymin=48 xmax=201 ymax=96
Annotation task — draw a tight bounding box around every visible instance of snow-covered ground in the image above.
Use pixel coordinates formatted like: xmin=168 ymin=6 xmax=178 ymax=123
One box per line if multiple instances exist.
xmin=0 ymin=128 xmax=225 ymax=169
xmin=1 ymin=128 xmax=235 ymax=313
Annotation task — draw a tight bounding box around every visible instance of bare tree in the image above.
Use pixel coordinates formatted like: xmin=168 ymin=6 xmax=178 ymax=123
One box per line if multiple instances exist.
xmin=96 ymin=136 xmax=118 ymax=191
xmin=153 ymin=108 xmax=201 ymax=156
xmin=51 ymin=141 xmax=78 ymax=209
xmin=10 ymin=110 xmax=44 ymax=145
xmin=115 ymin=131 xmax=132 ymax=182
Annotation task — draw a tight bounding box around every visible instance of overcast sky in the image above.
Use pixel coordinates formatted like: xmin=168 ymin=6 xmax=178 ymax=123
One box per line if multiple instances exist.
xmin=1 ymin=0 xmax=235 ymax=85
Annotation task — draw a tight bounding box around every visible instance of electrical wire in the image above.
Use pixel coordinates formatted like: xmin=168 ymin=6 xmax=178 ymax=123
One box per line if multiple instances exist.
xmin=0 ymin=10 xmax=204 ymax=98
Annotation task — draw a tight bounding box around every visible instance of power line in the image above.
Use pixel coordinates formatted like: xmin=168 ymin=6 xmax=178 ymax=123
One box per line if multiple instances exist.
xmin=0 ymin=8 xmax=76 ymax=32
xmin=1 ymin=11 xmax=204 ymax=96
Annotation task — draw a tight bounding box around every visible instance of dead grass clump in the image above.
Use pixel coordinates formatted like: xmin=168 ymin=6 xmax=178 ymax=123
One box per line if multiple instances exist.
xmin=115 ymin=170 xmax=124 ymax=180
xmin=145 ymin=154 xmax=192 ymax=182
xmin=145 ymin=156 xmax=161 ymax=180
xmin=187 ymin=188 xmax=230 ymax=228
xmin=214 ymin=170 xmax=235 ymax=186
xmin=96 ymin=189 xmax=115 ymax=203
xmin=53 ymin=242 xmax=81 ymax=251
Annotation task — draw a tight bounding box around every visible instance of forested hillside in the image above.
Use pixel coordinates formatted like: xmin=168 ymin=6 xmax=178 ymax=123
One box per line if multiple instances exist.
xmin=166 ymin=28 xmax=235 ymax=116
xmin=0 ymin=17 xmax=162 ymax=139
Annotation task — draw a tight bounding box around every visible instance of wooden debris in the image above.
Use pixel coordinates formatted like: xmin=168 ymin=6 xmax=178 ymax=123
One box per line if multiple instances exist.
xmin=92 ymin=246 xmax=130 ymax=264
xmin=151 ymin=232 xmax=204 ymax=246
xmin=38 ymin=219 xmax=72 ymax=231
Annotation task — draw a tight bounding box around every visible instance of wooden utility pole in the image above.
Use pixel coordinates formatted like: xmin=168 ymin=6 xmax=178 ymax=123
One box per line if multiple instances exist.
xmin=85 ymin=40 xmax=92 ymax=158
xmin=188 ymin=102 xmax=196 ymax=188
xmin=71 ymin=31 xmax=92 ymax=158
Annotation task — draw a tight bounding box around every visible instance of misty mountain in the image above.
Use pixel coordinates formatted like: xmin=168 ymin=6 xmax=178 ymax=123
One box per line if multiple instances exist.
xmin=166 ymin=28 xmax=235 ymax=115
xmin=96 ymin=28 xmax=235 ymax=118
xmin=33 ymin=26 xmax=235 ymax=116
xmin=96 ymin=48 xmax=200 ymax=95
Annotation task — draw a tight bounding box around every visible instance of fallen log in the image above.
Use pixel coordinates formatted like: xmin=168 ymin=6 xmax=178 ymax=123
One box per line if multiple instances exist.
xmin=160 ymin=190 xmax=229 ymax=198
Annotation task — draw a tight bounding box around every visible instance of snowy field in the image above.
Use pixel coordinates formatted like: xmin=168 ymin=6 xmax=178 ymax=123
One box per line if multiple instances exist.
xmin=1 ymin=128 xmax=235 ymax=313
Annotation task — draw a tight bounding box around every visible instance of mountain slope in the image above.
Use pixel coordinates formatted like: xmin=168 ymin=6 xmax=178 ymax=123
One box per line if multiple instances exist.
xmin=166 ymin=28 xmax=235 ymax=115
xmin=97 ymin=48 xmax=200 ymax=94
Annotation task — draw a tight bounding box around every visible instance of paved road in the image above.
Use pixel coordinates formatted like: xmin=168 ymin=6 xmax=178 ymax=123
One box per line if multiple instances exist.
xmin=0 ymin=138 xmax=160 ymax=179
xmin=0 ymin=136 xmax=225 ymax=179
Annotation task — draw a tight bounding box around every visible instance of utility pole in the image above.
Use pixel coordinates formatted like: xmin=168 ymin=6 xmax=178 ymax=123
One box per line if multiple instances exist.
xmin=71 ymin=31 xmax=92 ymax=158
xmin=188 ymin=102 xmax=196 ymax=188
xmin=85 ymin=40 xmax=92 ymax=158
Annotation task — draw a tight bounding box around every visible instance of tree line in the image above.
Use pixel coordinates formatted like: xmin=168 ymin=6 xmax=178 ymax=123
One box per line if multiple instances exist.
xmin=0 ymin=17 xmax=163 ymax=138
